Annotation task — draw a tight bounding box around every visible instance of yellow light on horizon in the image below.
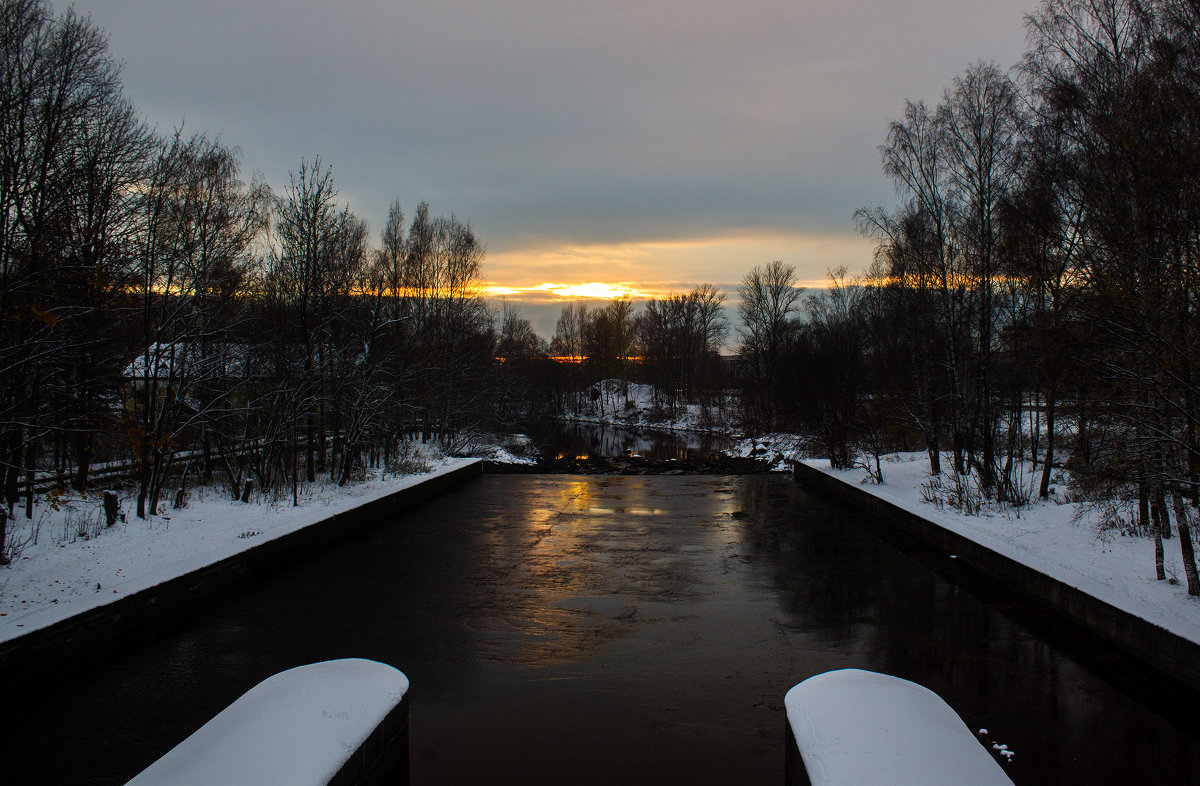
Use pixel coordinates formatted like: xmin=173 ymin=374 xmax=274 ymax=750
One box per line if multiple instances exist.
xmin=484 ymin=281 xmax=656 ymax=301
xmin=483 ymin=229 xmax=877 ymax=301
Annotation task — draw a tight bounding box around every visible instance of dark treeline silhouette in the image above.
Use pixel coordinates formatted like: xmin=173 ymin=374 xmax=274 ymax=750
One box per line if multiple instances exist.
xmin=814 ymin=0 xmax=1200 ymax=593
xmin=0 ymin=0 xmax=508 ymax=557
xmin=542 ymin=285 xmax=734 ymax=428
xmin=536 ymin=264 xmax=837 ymax=436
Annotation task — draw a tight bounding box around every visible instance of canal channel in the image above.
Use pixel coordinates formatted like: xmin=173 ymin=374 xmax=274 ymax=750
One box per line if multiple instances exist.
xmin=6 ymin=472 xmax=1200 ymax=784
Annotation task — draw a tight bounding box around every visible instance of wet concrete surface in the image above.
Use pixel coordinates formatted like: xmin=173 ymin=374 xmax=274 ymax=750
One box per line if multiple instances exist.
xmin=6 ymin=474 xmax=1200 ymax=784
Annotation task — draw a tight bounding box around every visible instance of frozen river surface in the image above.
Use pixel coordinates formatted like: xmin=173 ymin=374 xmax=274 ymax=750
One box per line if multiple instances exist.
xmin=8 ymin=474 xmax=1200 ymax=784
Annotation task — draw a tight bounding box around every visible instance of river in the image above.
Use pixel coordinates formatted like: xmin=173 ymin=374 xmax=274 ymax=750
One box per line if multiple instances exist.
xmin=7 ymin=473 xmax=1200 ymax=784
xmin=524 ymin=419 xmax=737 ymax=461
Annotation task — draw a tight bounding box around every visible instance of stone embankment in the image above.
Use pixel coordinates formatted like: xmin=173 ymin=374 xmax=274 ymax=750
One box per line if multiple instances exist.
xmin=792 ymin=459 xmax=1200 ymax=693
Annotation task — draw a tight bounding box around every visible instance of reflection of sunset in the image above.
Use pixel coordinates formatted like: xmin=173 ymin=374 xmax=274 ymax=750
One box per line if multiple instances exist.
xmin=467 ymin=476 xmax=744 ymax=668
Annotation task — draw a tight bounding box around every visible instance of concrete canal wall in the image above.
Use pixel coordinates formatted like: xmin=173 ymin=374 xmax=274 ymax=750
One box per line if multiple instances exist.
xmin=792 ymin=460 xmax=1200 ymax=693
xmin=0 ymin=461 xmax=482 ymax=688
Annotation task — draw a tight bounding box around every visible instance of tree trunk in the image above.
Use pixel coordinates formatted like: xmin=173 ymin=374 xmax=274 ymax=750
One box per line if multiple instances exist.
xmin=148 ymin=451 xmax=172 ymax=517
xmin=103 ymin=491 xmax=120 ymax=527
xmin=71 ymin=431 xmax=92 ymax=492
xmin=24 ymin=437 xmax=35 ymax=520
xmin=1155 ymin=522 xmax=1166 ymax=582
xmin=136 ymin=437 xmax=150 ymax=520
xmin=952 ymin=429 xmax=965 ymax=476
xmin=0 ymin=507 xmax=9 ymax=565
xmin=305 ymin=415 xmax=316 ymax=484
xmin=1028 ymin=391 xmax=1041 ymax=466
xmin=173 ymin=462 xmax=191 ymax=509
xmin=1039 ymin=395 xmax=1055 ymax=499
xmin=1147 ymin=485 xmax=1165 ymax=580
xmin=1158 ymin=487 xmax=1173 ymax=539
xmin=926 ymin=428 xmax=941 ymax=476
xmin=1171 ymin=492 xmax=1200 ymax=596
xmin=202 ymin=433 xmax=213 ymax=482
xmin=4 ymin=443 xmax=19 ymax=514
xmin=1139 ymin=484 xmax=1150 ymax=534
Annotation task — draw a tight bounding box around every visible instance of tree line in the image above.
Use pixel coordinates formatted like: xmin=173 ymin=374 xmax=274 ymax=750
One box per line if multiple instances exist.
xmin=798 ymin=0 xmax=1200 ymax=593
xmin=0 ymin=0 xmax=510 ymax=558
xmin=536 ymin=262 xmax=820 ymax=435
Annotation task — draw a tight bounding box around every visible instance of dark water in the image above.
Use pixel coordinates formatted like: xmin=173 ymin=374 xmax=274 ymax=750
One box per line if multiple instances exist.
xmin=6 ymin=474 xmax=1200 ymax=784
xmin=526 ymin=420 xmax=736 ymax=460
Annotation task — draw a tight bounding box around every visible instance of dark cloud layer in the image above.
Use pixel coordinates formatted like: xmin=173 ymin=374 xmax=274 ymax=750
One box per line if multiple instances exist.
xmin=75 ymin=0 xmax=1034 ymax=281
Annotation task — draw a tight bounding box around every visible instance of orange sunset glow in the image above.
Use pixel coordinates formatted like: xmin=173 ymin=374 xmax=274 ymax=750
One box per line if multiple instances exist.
xmin=484 ymin=282 xmax=654 ymax=301
xmin=482 ymin=231 xmax=877 ymax=305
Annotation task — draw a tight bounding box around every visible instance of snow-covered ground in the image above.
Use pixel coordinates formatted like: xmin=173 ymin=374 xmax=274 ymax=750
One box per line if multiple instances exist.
xmin=468 ymin=433 xmax=540 ymax=465
xmin=127 ymin=658 xmax=408 ymax=785
xmin=728 ymin=432 xmax=808 ymax=470
xmin=803 ymin=452 xmax=1200 ymax=645
xmin=0 ymin=450 xmax=474 ymax=643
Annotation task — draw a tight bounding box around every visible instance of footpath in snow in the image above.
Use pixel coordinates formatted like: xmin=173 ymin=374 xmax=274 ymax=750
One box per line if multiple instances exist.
xmin=0 ymin=458 xmax=476 ymax=645
xmin=800 ymin=453 xmax=1200 ymax=648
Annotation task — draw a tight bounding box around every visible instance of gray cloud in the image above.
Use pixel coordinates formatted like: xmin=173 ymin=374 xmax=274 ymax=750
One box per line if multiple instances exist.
xmin=78 ymin=0 xmax=1034 ymax=261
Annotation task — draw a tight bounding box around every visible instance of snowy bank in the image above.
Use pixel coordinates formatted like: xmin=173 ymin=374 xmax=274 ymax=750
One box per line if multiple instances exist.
xmin=795 ymin=454 xmax=1200 ymax=689
xmin=784 ymin=669 xmax=1013 ymax=786
xmin=128 ymin=658 xmax=409 ymax=786
xmin=560 ymin=379 xmax=735 ymax=434
xmin=0 ymin=459 xmax=481 ymax=683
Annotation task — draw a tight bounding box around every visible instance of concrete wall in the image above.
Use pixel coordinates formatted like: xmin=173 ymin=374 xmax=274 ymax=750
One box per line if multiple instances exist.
xmin=330 ymin=694 xmax=409 ymax=786
xmin=0 ymin=461 xmax=482 ymax=688
xmin=792 ymin=460 xmax=1200 ymax=692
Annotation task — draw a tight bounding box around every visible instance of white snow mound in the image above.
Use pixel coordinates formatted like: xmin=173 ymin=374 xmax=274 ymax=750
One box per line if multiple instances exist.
xmin=127 ymin=658 xmax=409 ymax=786
xmin=785 ymin=669 xmax=1013 ymax=786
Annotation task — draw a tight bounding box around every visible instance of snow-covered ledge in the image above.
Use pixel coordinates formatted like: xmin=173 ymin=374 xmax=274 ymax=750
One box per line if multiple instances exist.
xmin=128 ymin=659 xmax=409 ymax=786
xmin=784 ymin=669 xmax=1013 ymax=786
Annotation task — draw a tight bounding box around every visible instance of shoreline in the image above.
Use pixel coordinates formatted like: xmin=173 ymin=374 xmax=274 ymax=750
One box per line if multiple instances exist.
xmin=792 ymin=458 xmax=1200 ymax=692
xmin=0 ymin=460 xmax=482 ymax=687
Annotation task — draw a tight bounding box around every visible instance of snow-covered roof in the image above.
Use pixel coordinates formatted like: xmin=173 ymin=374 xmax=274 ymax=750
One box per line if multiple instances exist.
xmin=785 ymin=669 xmax=1013 ymax=786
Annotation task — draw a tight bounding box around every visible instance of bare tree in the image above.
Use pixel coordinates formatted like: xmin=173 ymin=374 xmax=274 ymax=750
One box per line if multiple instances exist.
xmin=128 ymin=132 xmax=264 ymax=517
xmin=639 ymin=285 xmax=727 ymax=412
xmin=264 ymin=157 xmax=366 ymax=500
xmin=939 ymin=62 xmax=1024 ymax=494
xmin=0 ymin=0 xmax=148 ymax=544
xmin=583 ymin=298 xmax=636 ymax=412
xmin=551 ymin=300 xmax=589 ymax=413
xmin=737 ymin=260 xmax=802 ymax=431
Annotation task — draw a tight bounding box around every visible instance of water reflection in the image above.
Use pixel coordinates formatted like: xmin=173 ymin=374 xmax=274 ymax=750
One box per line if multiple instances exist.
xmin=527 ymin=420 xmax=734 ymax=460
xmin=464 ymin=477 xmax=739 ymax=668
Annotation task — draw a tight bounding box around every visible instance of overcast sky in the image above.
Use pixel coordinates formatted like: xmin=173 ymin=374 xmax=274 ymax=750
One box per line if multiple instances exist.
xmin=73 ymin=0 xmax=1035 ymax=331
